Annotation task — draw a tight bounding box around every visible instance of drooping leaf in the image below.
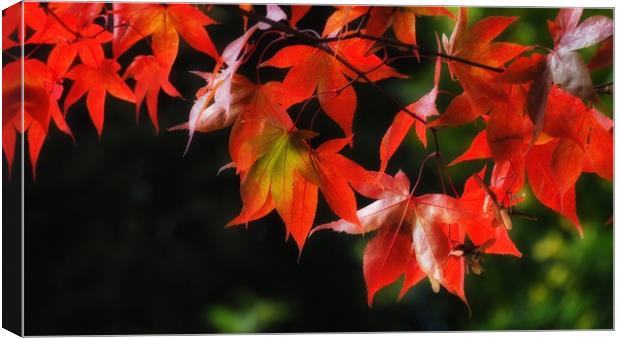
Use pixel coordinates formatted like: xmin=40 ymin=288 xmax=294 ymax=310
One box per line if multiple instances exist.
xmin=225 ymin=80 xmax=379 ymax=252
xmin=64 ymin=59 xmax=136 ymax=136
xmin=124 ymin=55 xmax=181 ymax=132
xmin=228 ymin=104 xmax=317 ymax=252
xmin=379 ymin=55 xmax=441 ymax=173
xmin=526 ymin=140 xmax=582 ymax=235
xmin=312 ymin=170 xmax=416 ymax=305
xmin=3 ymin=59 xmax=73 ymax=177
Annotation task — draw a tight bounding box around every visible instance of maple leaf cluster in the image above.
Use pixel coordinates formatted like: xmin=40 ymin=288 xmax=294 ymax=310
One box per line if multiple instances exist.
xmin=3 ymin=2 xmax=215 ymax=173
xmin=2 ymin=4 xmax=613 ymax=310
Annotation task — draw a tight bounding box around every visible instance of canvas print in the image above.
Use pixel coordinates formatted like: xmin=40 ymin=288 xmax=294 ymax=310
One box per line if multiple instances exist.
xmin=1 ymin=2 xmax=613 ymax=335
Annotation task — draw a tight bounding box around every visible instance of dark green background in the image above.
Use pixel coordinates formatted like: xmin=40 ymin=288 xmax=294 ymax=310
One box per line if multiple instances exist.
xmin=6 ymin=5 xmax=613 ymax=334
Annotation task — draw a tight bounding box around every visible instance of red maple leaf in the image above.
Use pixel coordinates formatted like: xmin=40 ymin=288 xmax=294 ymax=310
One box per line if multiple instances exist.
xmin=64 ymin=59 xmax=136 ymax=136
xmin=379 ymin=55 xmax=441 ymax=173
xmin=431 ymin=8 xmax=528 ymax=127
xmin=3 ymin=59 xmax=73 ymax=178
xmin=124 ymin=55 xmax=182 ymax=133
xmin=27 ymin=3 xmax=111 ymax=76
xmin=313 ymin=171 xmax=477 ymax=307
xmin=224 ymin=80 xmax=380 ymax=252
xmin=261 ymin=38 xmax=404 ymax=136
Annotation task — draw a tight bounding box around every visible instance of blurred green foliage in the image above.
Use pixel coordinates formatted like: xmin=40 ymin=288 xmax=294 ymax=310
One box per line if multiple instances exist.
xmin=16 ymin=5 xmax=612 ymax=334
xmin=206 ymin=289 xmax=292 ymax=332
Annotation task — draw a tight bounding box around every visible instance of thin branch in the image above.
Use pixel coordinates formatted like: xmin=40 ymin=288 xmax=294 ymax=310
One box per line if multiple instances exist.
xmin=354 ymin=6 xmax=375 ymax=32
xmin=595 ymin=81 xmax=613 ymax=89
xmin=3 ymin=50 xmax=19 ymax=61
xmin=255 ymin=31 xmax=287 ymax=84
xmin=227 ymin=6 xmax=429 ymax=125
xmin=329 ymin=48 xmax=429 ymax=125
xmin=595 ymin=82 xmax=613 ymax=95
xmin=411 ymin=152 xmax=439 ymax=194
xmin=315 ymin=32 xmax=505 ymax=73
xmin=431 ymin=128 xmax=459 ymax=198
xmin=43 ymin=5 xmax=81 ymax=39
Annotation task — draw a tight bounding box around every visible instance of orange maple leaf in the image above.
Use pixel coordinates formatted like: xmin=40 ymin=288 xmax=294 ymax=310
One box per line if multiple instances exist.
xmin=112 ymin=4 xmax=219 ymax=71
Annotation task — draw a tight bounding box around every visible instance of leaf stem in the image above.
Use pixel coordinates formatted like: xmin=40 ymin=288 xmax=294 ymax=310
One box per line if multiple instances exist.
xmin=431 ymin=128 xmax=459 ymax=198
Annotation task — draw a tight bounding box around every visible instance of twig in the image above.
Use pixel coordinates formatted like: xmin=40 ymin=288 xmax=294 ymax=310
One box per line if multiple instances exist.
xmin=43 ymin=5 xmax=81 ymax=39
xmin=595 ymin=82 xmax=613 ymax=95
xmin=316 ymin=31 xmax=505 ymax=73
